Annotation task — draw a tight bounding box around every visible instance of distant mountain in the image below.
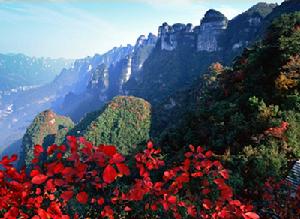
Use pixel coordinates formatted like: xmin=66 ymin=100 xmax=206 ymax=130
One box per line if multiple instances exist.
xmin=0 ymin=53 xmax=72 ymax=91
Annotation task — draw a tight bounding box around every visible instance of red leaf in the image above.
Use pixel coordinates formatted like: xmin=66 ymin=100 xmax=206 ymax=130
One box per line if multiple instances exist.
xmin=167 ymin=195 xmax=177 ymax=204
xmin=34 ymin=145 xmax=44 ymax=157
xmin=205 ymin=150 xmax=212 ymax=158
xmin=219 ymin=169 xmax=229 ymax=179
xmin=61 ymin=191 xmax=74 ymax=201
xmin=53 ymin=162 xmax=64 ymax=174
xmin=116 ymin=163 xmax=130 ymax=176
xmin=32 ymin=174 xmax=48 ymax=185
xmin=124 ymin=206 xmax=132 ymax=211
xmin=147 ymin=141 xmax=153 ymax=149
xmin=99 ymin=145 xmax=117 ymax=156
xmin=230 ymin=200 xmax=241 ymax=206
xmin=203 ymin=199 xmax=212 ymax=210
xmin=111 ymin=153 xmax=125 ymax=163
xmin=30 ymin=169 xmax=41 ymax=177
xmin=54 ymin=179 xmax=65 ymax=186
xmin=103 ymin=164 xmax=117 ymax=183
xmin=202 ymin=188 xmax=210 ymax=195
xmin=98 ymin=197 xmax=105 ymax=205
xmin=10 ymin=154 xmax=18 ymax=162
xmin=38 ymin=208 xmax=49 ymax=219
xmin=76 ymin=191 xmax=88 ymax=204
xmin=244 ymin=212 xmax=260 ymax=219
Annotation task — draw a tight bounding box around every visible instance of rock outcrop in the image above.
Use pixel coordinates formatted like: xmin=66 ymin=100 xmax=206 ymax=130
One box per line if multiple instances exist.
xmin=158 ymin=3 xmax=277 ymax=53
xmin=158 ymin=23 xmax=195 ymax=51
xmin=197 ymin=10 xmax=228 ymax=52
xmin=158 ymin=9 xmax=227 ymax=52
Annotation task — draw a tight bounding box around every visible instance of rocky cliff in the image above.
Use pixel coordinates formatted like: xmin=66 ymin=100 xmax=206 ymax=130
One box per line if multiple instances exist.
xmin=125 ymin=3 xmax=280 ymax=106
xmin=158 ymin=3 xmax=276 ymax=54
xmin=158 ymin=9 xmax=227 ymax=52
xmin=55 ymin=33 xmax=157 ymax=121
xmin=197 ymin=9 xmax=228 ymax=52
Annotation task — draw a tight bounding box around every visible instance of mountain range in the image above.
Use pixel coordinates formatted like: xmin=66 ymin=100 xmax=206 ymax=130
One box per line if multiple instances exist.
xmin=0 ymin=53 xmax=72 ymax=91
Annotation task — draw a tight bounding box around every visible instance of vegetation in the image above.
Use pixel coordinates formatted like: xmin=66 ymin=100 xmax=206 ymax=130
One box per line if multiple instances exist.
xmin=0 ymin=137 xmax=264 ymax=219
xmin=156 ymin=12 xmax=300 ymax=195
xmin=70 ymin=96 xmax=151 ymax=155
xmin=125 ymin=44 xmax=221 ymax=105
xmin=18 ymin=110 xmax=74 ymax=168
xmin=2 ymin=137 xmax=299 ymax=218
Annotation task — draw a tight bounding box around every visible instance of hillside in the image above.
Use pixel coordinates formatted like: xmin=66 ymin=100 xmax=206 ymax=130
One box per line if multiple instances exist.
xmin=154 ymin=12 xmax=300 ymax=193
xmin=18 ymin=110 xmax=74 ymax=168
xmin=69 ymin=96 xmax=151 ymax=155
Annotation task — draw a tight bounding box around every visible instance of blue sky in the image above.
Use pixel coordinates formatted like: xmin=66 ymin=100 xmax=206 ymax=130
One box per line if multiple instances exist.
xmin=0 ymin=0 xmax=283 ymax=59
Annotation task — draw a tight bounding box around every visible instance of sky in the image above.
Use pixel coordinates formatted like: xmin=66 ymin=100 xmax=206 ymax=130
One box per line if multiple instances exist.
xmin=0 ymin=0 xmax=284 ymax=59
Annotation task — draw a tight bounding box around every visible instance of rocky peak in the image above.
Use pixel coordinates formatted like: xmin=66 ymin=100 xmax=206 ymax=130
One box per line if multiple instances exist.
xmin=158 ymin=22 xmax=196 ymax=51
xmin=135 ymin=33 xmax=157 ymax=49
xmin=147 ymin=33 xmax=157 ymax=44
xmin=201 ymin=9 xmax=228 ymax=24
xmin=246 ymin=2 xmax=277 ymax=17
xmin=158 ymin=9 xmax=228 ymax=52
xmin=136 ymin=35 xmax=147 ymax=47
xmin=197 ymin=10 xmax=228 ymax=52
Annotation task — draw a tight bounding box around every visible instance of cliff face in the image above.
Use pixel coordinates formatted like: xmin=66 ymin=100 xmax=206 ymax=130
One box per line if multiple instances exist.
xmin=197 ymin=10 xmax=228 ymax=52
xmin=158 ymin=23 xmax=195 ymax=51
xmin=158 ymin=3 xmax=277 ymax=54
xmin=131 ymin=33 xmax=158 ymax=81
xmin=158 ymin=9 xmax=227 ymax=52
xmin=54 ymin=34 xmax=157 ymax=121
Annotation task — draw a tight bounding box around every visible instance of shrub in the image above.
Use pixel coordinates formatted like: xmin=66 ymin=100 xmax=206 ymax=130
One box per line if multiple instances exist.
xmin=0 ymin=137 xmax=259 ymax=219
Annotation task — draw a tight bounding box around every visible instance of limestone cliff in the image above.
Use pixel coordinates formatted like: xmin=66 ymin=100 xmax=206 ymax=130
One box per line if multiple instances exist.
xmin=197 ymin=10 xmax=228 ymax=52
xmin=55 ymin=34 xmax=157 ymax=121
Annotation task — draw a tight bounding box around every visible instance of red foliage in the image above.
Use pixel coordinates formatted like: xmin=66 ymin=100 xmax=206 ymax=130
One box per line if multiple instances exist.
xmin=0 ymin=137 xmax=261 ymax=218
xmin=264 ymin=121 xmax=289 ymax=138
